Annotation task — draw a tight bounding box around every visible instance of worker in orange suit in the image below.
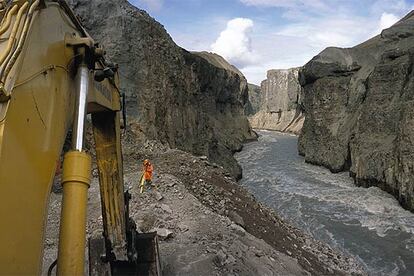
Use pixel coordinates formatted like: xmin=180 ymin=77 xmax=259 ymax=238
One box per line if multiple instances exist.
xmin=141 ymin=159 xmax=154 ymax=192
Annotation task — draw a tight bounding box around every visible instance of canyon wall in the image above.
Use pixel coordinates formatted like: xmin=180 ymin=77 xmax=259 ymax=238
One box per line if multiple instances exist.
xmin=69 ymin=0 xmax=256 ymax=178
xmin=245 ymin=83 xmax=261 ymax=115
xmin=299 ymin=11 xmax=414 ymax=210
xmin=250 ymin=68 xmax=304 ymax=134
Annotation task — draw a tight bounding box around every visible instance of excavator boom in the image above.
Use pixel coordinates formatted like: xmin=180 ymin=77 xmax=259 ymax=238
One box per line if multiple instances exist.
xmin=0 ymin=0 xmax=160 ymax=274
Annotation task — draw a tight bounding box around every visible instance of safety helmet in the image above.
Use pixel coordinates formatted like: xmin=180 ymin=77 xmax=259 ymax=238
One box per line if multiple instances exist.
xmin=143 ymin=159 xmax=149 ymax=165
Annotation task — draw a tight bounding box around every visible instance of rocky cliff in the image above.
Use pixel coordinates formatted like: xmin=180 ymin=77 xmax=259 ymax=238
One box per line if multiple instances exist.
xmin=245 ymin=83 xmax=261 ymax=115
xmin=250 ymin=68 xmax=304 ymax=134
xmin=68 ymin=0 xmax=256 ymax=178
xmin=299 ymin=11 xmax=414 ymax=210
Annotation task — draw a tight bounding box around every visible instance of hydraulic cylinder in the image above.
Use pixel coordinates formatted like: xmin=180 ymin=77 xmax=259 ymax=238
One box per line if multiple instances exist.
xmin=57 ymin=64 xmax=91 ymax=275
xmin=57 ymin=151 xmax=91 ymax=275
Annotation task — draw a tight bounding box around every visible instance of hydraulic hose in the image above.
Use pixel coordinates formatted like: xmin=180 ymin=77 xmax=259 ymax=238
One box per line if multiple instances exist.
xmin=1 ymin=0 xmax=40 ymax=83
xmin=0 ymin=4 xmax=18 ymax=35
xmin=0 ymin=1 xmax=28 ymax=66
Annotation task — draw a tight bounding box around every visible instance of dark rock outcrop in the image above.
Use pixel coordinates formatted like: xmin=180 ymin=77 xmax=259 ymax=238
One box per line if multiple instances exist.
xmin=299 ymin=11 xmax=414 ymax=210
xmin=250 ymin=68 xmax=305 ymax=134
xmin=69 ymin=0 xmax=256 ymax=178
xmin=245 ymin=84 xmax=261 ymax=115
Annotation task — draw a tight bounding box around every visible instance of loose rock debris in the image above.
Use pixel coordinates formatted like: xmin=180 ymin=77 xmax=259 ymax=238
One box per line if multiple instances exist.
xmin=42 ymin=148 xmax=366 ymax=275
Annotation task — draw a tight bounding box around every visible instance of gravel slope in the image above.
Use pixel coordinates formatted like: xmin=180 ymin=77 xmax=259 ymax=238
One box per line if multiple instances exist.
xmin=42 ymin=139 xmax=366 ymax=275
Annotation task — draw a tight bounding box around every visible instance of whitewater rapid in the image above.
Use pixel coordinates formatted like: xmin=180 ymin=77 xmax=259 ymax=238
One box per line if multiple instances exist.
xmin=235 ymin=130 xmax=414 ymax=276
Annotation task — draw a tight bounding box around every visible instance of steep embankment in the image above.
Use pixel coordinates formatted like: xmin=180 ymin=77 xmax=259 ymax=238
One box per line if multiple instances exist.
xmin=299 ymin=11 xmax=414 ymax=210
xmin=250 ymin=68 xmax=305 ymax=134
xmin=68 ymin=0 xmax=256 ymax=179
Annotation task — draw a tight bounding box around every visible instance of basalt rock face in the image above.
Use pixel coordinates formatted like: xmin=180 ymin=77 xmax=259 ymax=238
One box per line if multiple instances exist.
xmin=245 ymin=84 xmax=261 ymax=115
xmin=250 ymin=68 xmax=305 ymax=134
xmin=299 ymin=11 xmax=414 ymax=210
xmin=69 ymin=0 xmax=256 ymax=178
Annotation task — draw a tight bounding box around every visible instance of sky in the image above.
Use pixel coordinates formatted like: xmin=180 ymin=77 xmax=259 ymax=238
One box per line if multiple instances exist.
xmin=129 ymin=0 xmax=414 ymax=84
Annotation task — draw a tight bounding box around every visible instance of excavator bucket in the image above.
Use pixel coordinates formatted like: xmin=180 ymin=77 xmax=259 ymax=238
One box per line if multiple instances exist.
xmin=89 ymin=233 xmax=161 ymax=276
xmin=88 ymin=192 xmax=162 ymax=276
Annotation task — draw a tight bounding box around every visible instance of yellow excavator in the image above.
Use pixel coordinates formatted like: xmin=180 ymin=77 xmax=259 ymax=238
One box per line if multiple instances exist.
xmin=0 ymin=0 xmax=160 ymax=275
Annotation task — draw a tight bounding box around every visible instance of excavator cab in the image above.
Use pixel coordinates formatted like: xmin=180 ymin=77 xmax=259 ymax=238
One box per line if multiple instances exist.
xmin=0 ymin=0 xmax=161 ymax=274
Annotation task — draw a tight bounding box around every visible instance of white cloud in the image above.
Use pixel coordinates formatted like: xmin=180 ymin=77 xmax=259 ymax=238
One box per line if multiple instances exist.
xmin=379 ymin=12 xmax=400 ymax=30
xmin=370 ymin=0 xmax=411 ymax=14
xmin=157 ymin=0 xmax=413 ymax=85
xmin=241 ymin=0 xmax=412 ymax=14
xmin=233 ymin=1 xmax=412 ymax=84
xmin=278 ymin=16 xmax=375 ymax=49
xmin=239 ymin=0 xmax=329 ymax=10
xmin=367 ymin=12 xmax=400 ymax=37
xmin=134 ymin=0 xmax=163 ymax=12
xmin=208 ymin=12 xmax=391 ymax=84
xmin=211 ymin=18 xmax=258 ymax=68
xmin=240 ymin=11 xmax=407 ymax=84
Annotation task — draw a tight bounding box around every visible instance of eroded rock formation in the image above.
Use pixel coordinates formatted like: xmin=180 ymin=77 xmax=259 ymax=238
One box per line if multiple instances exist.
xmin=69 ymin=0 xmax=256 ymax=178
xmin=299 ymin=11 xmax=414 ymax=210
xmin=250 ymin=68 xmax=304 ymax=134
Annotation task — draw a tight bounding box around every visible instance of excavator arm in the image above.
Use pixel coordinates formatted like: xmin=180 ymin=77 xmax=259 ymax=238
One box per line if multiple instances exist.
xmin=91 ymin=111 xmax=160 ymax=276
xmin=0 ymin=0 xmax=160 ymax=275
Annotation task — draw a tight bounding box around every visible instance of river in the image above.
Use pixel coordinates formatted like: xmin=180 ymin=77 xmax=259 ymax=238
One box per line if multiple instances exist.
xmin=235 ymin=130 xmax=414 ymax=276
